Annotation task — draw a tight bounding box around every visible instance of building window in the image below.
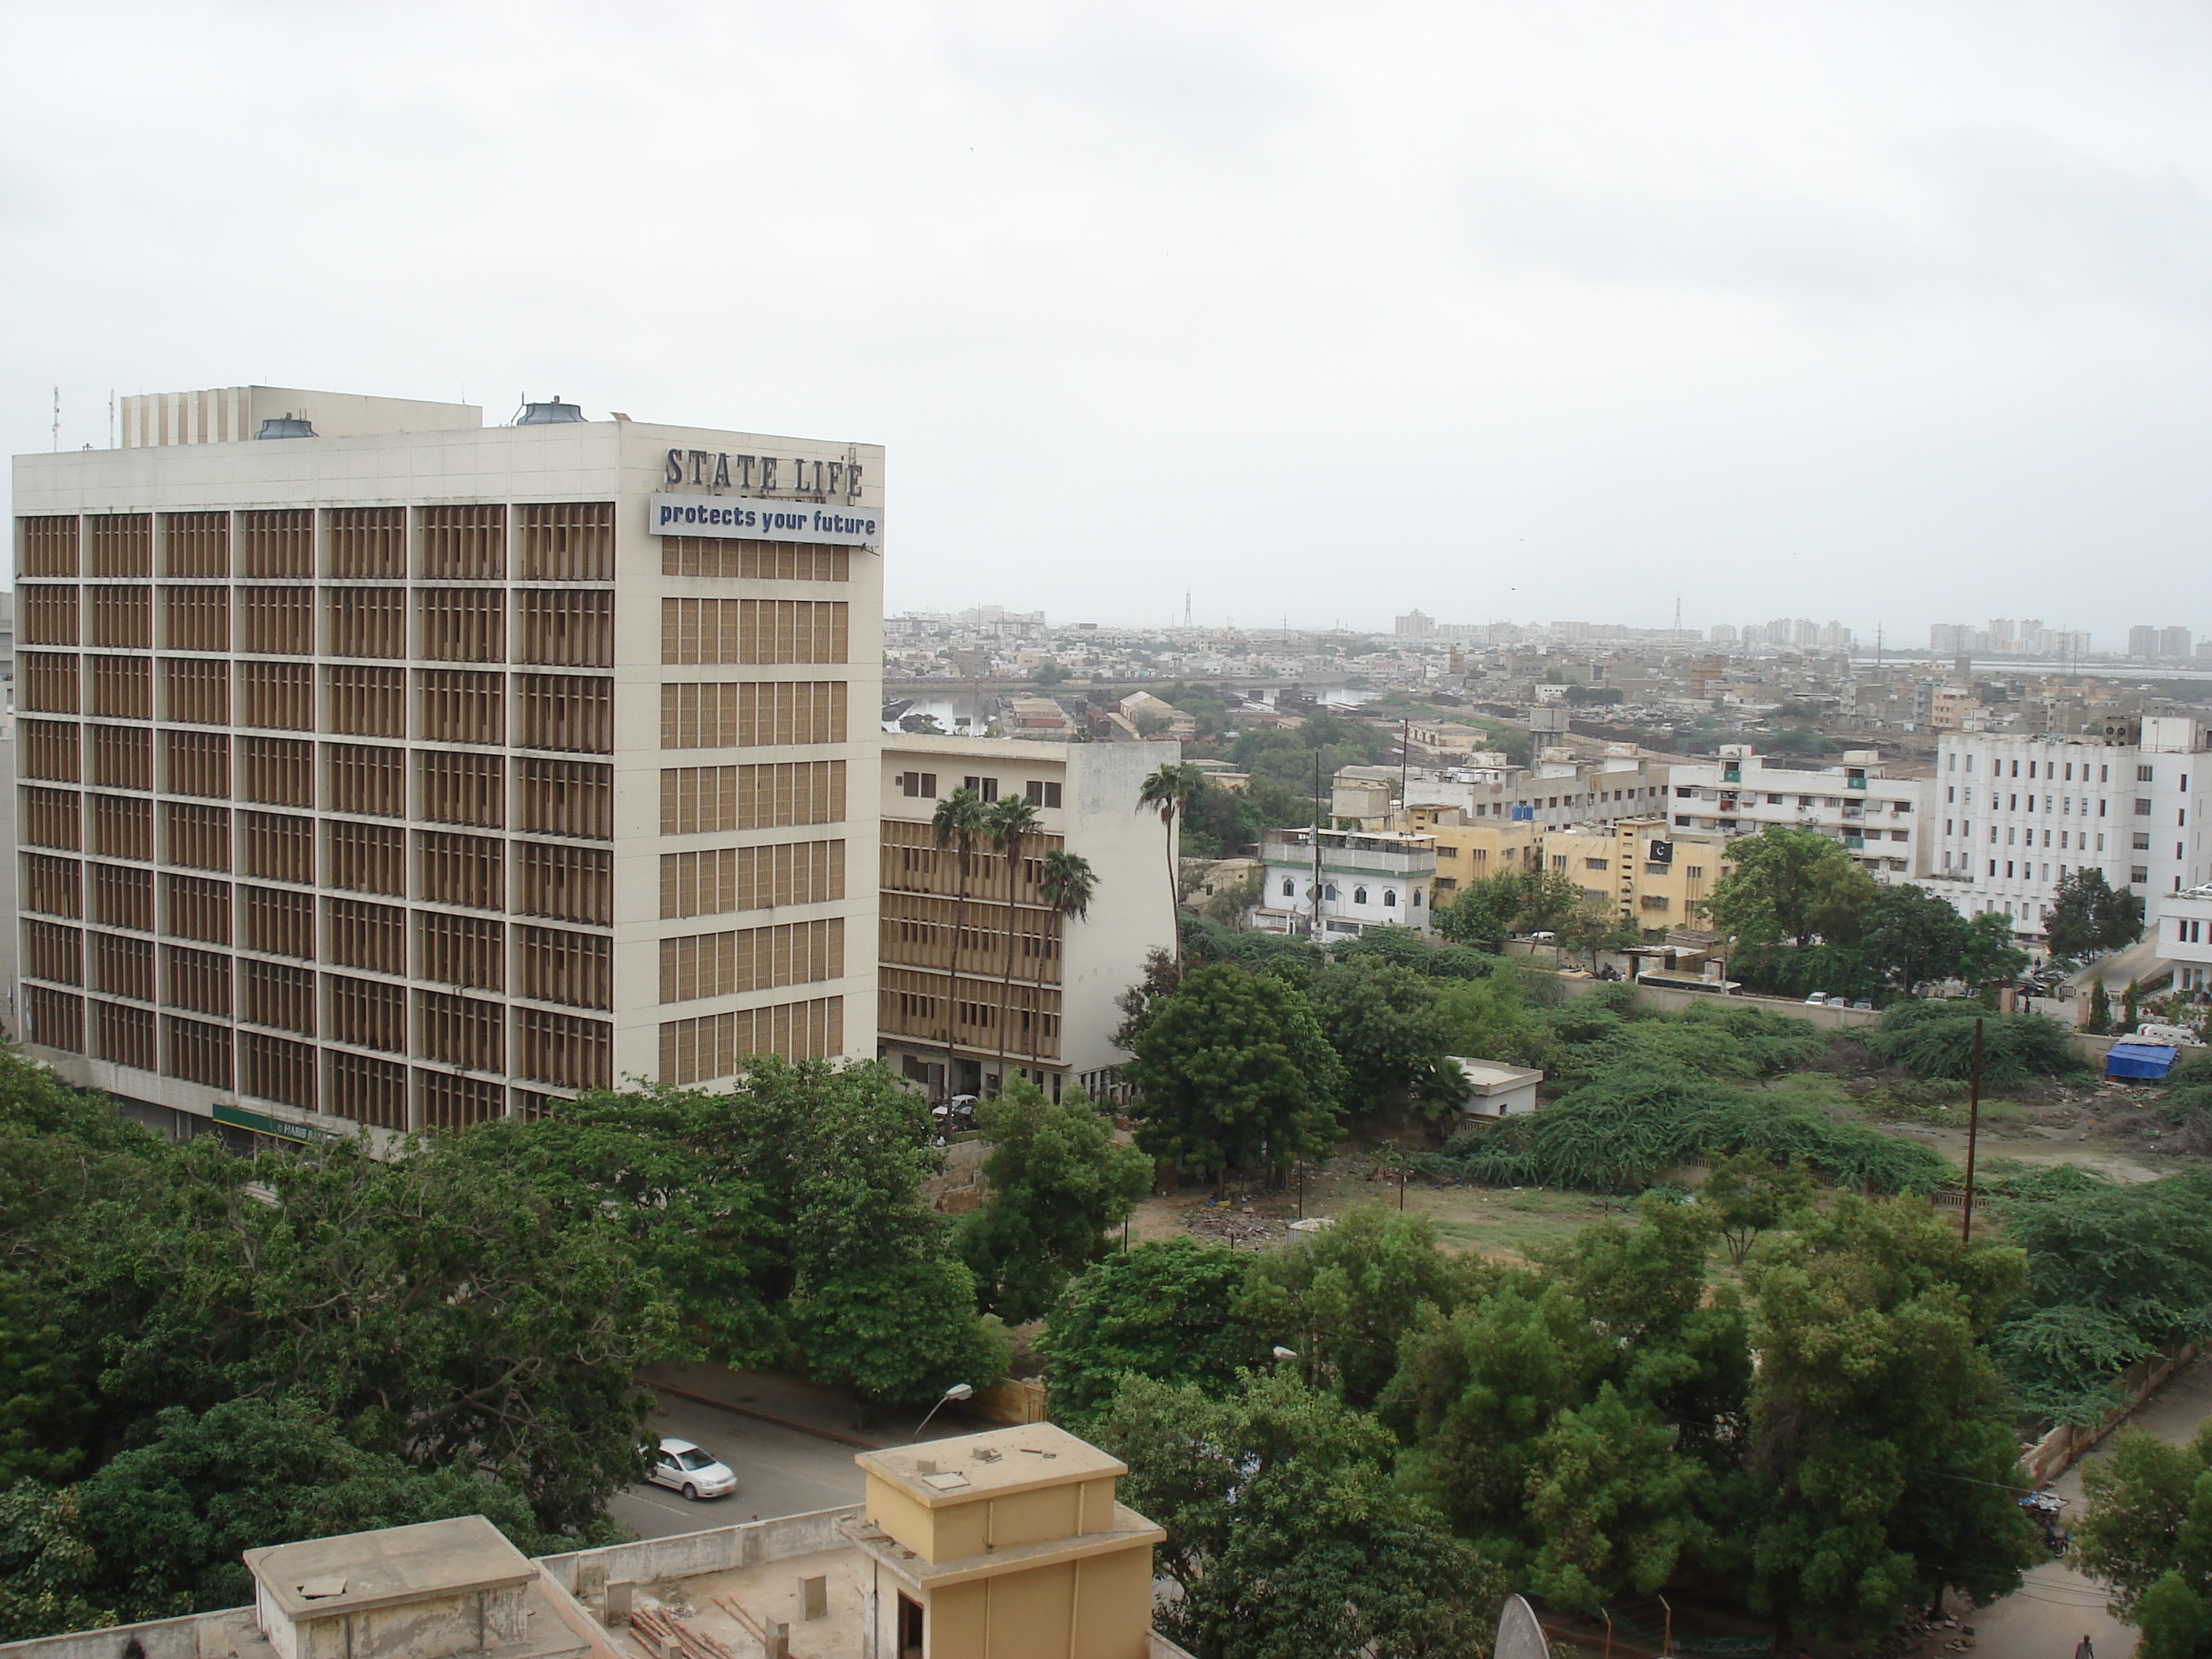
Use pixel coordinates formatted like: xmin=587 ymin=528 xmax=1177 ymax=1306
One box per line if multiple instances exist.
xmin=1412 ymin=889 xmax=1423 ymax=906
xmin=962 ymin=776 xmax=1000 ymax=802
xmin=2132 ymin=867 xmax=2150 ymax=884
xmin=2139 ymin=765 xmax=2155 ymax=782
xmin=899 ymin=771 xmax=938 ymax=799
xmin=1281 ymin=879 xmax=1295 ymax=898
xmin=1353 ymin=887 xmax=1368 ymax=905
xmin=1383 ymin=889 xmax=1397 ymax=907
xmin=2136 ymin=799 xmax=2153 ymax=815
xmin=1584 ymin=858 xmax=1608 ymax=871
xmin=1024 ymin=780 xmax=1063 ymax=808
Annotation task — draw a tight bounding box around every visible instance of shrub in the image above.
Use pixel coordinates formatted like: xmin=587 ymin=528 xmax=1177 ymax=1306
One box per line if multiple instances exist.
xmin=1862 ymin=1001 xmax=2086 ymax=1086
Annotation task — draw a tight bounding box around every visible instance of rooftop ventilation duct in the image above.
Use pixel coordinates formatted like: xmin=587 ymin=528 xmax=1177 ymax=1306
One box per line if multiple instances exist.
xmin=514 ymin=395 xmax=585 ymax=425
xmin=255 ymin=414 xmax=316 ymax=439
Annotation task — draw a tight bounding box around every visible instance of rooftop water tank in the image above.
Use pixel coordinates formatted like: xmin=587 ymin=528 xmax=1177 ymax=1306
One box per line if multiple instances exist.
xmin=515 ymin=395 xmax=585 ymax=425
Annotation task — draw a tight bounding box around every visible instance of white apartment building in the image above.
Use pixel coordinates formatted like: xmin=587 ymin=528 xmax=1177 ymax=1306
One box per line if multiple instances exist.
xmin=1253 ymin=827 xmax=1438 ymax=939
xmin=11 ymin=385 xmax=881 ymax=1142
xmin=877 ymin=734 xmax=1176 ymax=1103
xmin=1357 ymin=751 xmax=1671 ymax=834
xmin=2161 ymin=886 xmax=2212 ymax=996
xmin=1666 ymin=745 xmax=1923 ymax=882
xmin=1928 ymin=718 xmax=2210 ymax=946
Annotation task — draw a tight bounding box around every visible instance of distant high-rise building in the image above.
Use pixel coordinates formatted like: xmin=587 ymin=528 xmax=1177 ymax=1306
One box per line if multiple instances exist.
xmin=1986 ymin=618 xmax=2016 ymax=650
xmin=1929 ymin=623 xmax=1969 ymax=654
xmin=2162 ymin=627 xmax=2193 ymax=660
xmin=2130 ymin=625 xmax=2159 ymax=658
xmin=1793 ymin=618 xmax=1818 ymax=648
xmin=1708 ymin=624 xmax=1738 ymax=645
xmin=1394 ymin=609 xmax=1435 ymax=639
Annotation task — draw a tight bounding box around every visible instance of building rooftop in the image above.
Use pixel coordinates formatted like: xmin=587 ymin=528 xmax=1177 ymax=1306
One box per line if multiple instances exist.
xmin=855 ymin=1421 xmax=1125 ymax=1507
xmin=247 ymin=1517 xmax=534 ymax=1622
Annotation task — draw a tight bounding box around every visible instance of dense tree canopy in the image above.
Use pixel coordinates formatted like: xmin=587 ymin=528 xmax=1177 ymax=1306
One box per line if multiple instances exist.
xmin=2047 ymin=867 xmax=2147 ymax=960
xmin=956 ymin=1082 xmax=1152 ymax=1323
xmin=1124 ymin=963 xmax=1345 ymax=1177
xmin=1705 ymin=826 xmax=1878 ymax=948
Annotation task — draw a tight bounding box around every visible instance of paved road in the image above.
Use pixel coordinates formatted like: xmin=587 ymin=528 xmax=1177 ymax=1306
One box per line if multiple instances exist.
xmin=1973 ymin=1356 xmax=2212 ymax=1659
xmin=605 ymin=1388 xmax=868 ymax=1540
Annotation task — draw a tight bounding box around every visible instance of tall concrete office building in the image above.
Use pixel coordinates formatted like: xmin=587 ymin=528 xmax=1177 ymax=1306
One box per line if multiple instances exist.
xmin=10 ymin=386 xmax=881 ymax=1141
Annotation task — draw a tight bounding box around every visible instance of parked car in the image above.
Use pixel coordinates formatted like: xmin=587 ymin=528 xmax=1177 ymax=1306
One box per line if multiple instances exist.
xmin=1803 ymin=993 xmax=1829 ymax=1005
xmin=646 ymin=1437 xmax=736 ymax=1500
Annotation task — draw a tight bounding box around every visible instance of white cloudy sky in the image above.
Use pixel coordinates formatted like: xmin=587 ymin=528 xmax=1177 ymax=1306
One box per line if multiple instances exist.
xmin=3 ymin=2 xmax=2207 ymax=644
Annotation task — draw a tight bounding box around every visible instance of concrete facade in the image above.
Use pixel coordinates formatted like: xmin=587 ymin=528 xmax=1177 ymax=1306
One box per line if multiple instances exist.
xmin=1538 ymin=816 xmax=1732 ymax=937
xmin=1253 ymin=826 xmax=1438 ymax=938
xmin=877 ymin=734 xmax=1177 ymax=1103
xmin=1928 ymin=720 xmax=2210 ymax=948
xmin=11 ymin=387 xmax=881 ymax=1140
xmin=1666 ymin=745 xmax=1925 ymax=883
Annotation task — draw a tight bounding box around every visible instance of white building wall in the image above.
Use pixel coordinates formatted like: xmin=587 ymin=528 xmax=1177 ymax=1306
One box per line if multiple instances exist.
xmin=1928 ymin=724 xmax=2211 ymax=947
xmin=1666 ymin=746 xmax=1925 ymax=884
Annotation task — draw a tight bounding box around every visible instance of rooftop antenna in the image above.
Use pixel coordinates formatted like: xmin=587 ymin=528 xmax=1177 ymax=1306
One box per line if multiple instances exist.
xmin=1184 ymin=589 xmax=1192 ymax=629
xmin=51 ymin=386 xmax=60 ymax=451
xmin=108 ymin=390 xmax=115 ymax=449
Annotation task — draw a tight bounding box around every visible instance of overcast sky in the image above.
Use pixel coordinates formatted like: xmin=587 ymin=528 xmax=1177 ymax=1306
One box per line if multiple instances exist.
xmin=4 ymin=2 xmax=2207 ymax=644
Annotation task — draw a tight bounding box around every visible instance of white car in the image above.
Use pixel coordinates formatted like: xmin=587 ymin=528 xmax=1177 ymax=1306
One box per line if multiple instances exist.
xmin=646 ymin=1437 xmax=736 ymax=1500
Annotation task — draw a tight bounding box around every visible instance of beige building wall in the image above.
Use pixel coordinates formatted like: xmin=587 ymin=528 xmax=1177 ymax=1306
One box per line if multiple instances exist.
xmin=1405 ymin=805 xmax=1541 ymax=901
xmin=11 ymin=395 xmax=881 ymax=1141
xmin=877 ymin=734 xmax=1174 ymax=1101
xmin=1541 ymin=816 xmax=1730 ymax=935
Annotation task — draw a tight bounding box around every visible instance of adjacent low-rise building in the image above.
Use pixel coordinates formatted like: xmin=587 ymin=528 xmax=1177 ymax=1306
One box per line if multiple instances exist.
xmin=1665 ymin=745 xmax=1924 ymax=883
xmin=1539 ymin=816 xmax=1732 ymax=937
xmin=877 ymin=734 xmax=1174 ymax=1103
xmin=1252 ymin=826 xmax=1437 ymax=939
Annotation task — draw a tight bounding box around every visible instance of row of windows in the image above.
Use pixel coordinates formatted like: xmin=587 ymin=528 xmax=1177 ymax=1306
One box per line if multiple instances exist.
xmin=23 ymin=926 xmax=610 ymax=1015
xmin=1944 ymin=750 xmax=2152 ymax=785
xmin=20 ymin=844 xmax=611 ymax=934
xmin=892 ymin=771 xmax=1063 ymax=808
xmin=20 ymin=661 xmax=613 ymax=747
xmin=20 ymin=742 xmax=611 ymax=836
xmin=16 ymin=504 xmax=614 ymax=582
xmin=1277 ymin=879 xmax=1425 ymax=909
xmin=19 ymin=584 xmax=617 ymax=666
xmin=24 ymin=987 xmax=613 ymax=1100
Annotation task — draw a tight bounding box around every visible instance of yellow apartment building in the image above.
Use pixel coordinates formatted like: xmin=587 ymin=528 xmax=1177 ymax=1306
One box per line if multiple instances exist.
xmin=1540 ymin=815 xmax=1730 ymax=936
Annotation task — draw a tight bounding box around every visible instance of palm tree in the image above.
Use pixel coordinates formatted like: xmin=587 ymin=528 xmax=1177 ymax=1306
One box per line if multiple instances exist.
xmin=930 ymin=787 xmax=989 ymax=1097
xmin=1039 ymin=850 xmax=1100 ymax=1089
xmin=1137 ymin=763 xmax=1203 ymax=962
xmin=985 ymin=794 xmax=1042 ymax=1090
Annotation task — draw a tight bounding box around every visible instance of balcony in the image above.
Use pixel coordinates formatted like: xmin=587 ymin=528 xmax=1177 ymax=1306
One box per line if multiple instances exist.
xmin=1844 ymin=834 xmax=1866 ymax=848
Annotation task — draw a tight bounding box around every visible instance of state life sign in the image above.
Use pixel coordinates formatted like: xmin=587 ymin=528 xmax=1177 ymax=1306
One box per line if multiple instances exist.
xmin=649 ymin=493 xmax=882 ymax=548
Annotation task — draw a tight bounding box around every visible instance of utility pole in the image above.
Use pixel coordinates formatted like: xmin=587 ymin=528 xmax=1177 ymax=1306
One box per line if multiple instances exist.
xmin=1399 ymin=716 xmax=1410 ymax=823
xmin=1310 ymin=751 xmax=1324 ymax=939
xmin=1961 ymin=1017 xmax=1984 ymax=1241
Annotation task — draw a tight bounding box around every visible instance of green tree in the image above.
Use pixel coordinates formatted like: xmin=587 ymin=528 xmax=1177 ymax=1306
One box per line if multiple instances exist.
xmin=0 ymin=1483 xmax=112 ymax=1642
xmin=1123 ymin=964 xmax=1345 ymax=1180
xmin=1433 ymin=970 xmax=1563 ymax=1071
xmin=2075 ymin=1421 xmax=2212 ymax=1623
xmin=931 ymin=787 xmax=991 ymax=1086
xmin=1093 ymin=1369 xmax=1505 ymax=1659
xmin=956 ymin=1084 xmax=1152 ymax=1323
xmin=1303 ymin=958 xmax=1452 ymax=1117
xmin=1704 ymin=825 xmax=1877 ymax=948
xmin=2048 ymin=868 xmax=2147 ymax=959
xmin=1238 ymin=1203 xmax=1474 ymax=1411
xmin=2089 ymin=978 xmax=2115 ymax=1035
xmin=109 ymin=1134 xmax=678 ymax=1533
xmin=1699 ymin=1149 xmax=1817 ymax=1268
xmin=1957 ymin=910 xmax=2029 ymax=990
xmin=1038 ymin=1239 xmax=1263 ymax=1425
xmin=1737 ymin=1196 xmax=2040 ymax=1643
xmin=474 ymin=1060 xmax=1005 ymax=1408
xmin=1862 ymin=884 xmax=1970 ymax=994
xmin=1138 ymin=763 xmax=1206 ymax=958
xmin=68 ymin=1396 xmax=578 ymax=1621
xmin=986 ymin=793 xmax=1043 ymax=1082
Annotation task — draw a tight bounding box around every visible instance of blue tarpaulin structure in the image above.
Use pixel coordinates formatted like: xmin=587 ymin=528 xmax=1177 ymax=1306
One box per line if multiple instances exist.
xmin=2107 ymin=1042 xmax=2181 ymax=1081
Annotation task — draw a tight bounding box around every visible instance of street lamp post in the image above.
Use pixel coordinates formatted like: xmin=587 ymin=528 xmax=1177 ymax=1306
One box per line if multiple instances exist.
xmin=914 ymin=1382 xmax=974 ymax=1438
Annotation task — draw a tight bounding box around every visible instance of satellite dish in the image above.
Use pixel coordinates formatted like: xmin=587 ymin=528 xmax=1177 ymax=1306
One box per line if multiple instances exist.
xmin=1494 ymin=1595 xmax=1547 ymax=1659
